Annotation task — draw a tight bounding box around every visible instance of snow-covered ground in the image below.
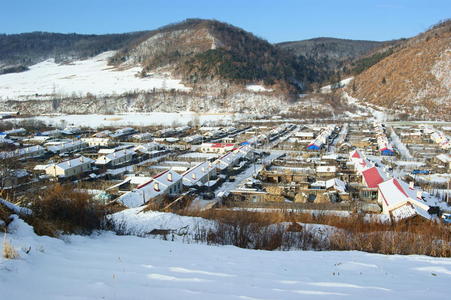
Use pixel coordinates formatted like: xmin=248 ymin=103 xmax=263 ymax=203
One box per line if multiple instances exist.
xmin=389 ymin=128 xmax=413 ymax=159
xmin=12 ymin=112 xmax=246 ymax=127
xmin=320 ymin=77 xmax=354 ymax=93
xmin=0 ymin=51 xmax=191 ymax=101
xmin=342 ymin=91 xmax=387 ymax=122
xmin=1 ymin=215 xmax=451 ymax=300
xmin=246 ymin=84 xmax=273 ymax=93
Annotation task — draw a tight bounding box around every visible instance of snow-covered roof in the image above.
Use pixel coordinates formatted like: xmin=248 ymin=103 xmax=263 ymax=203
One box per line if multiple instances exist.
xmin=182 ymin=161 xmax=215 ymax=186
xmin=118 ymin=169 xmax=182 ymax=208
xmin=325 ymin=178 xmax=347 ymax=193
xmin=47 ymin=140 xmax=87 ymax=153
xmin=390 ymin=202 xmax=432 ymax=221
xmin=50 ymin=156 xmax=94 ymax=171
xmin=0 ymin=145 xmax=45 ymax=159
xmin=362 ymin=167 xmax=389 ymax=188
xmin=96 ymin=149 xmax=135 ymax=164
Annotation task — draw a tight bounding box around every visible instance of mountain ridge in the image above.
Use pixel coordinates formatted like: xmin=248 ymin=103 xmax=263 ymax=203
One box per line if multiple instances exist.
xmin=346 ymin=19 xmax=451 ymax=120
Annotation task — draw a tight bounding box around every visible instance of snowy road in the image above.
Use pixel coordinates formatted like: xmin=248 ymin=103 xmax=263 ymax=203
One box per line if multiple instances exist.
xmin=1 ymin=217 xmax=450 ymax=300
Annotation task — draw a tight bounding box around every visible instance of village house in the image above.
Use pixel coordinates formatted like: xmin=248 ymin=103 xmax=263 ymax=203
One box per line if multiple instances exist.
xmin=377 ymin=178 xmax=433 ymax=221
xmin=110 ymin=127 xmax=136 ymax=139
xmin=0 ymin=145 xmax=46 ymax=159
xmin=200 ymin=143 xmax=235 ymax=154
xmin=213 ymin=151 xmax=242 ymax=173
xmin=359 ymin=166 xmax=390 ymax=200
xmin=96 ymin=149 xmax=135 ymax=167
xmin=81 ymin=137 xmax=114 ymax=148
xmin=93 ymin=130 xmax=112 ymax=138
xmin=45 ymin=156 xmax=94 ymax=178
xmin=134 ymin=142 xmax=164 ymax=154
xmin=47 ymin=140 xmax=88 ymax=154
xmin=132 ymin=132 xmax=153 ymax=141
xmin=0 ymin=169 xmax=30 ymax=189
xmin=182 ymin=161 xmax=217 ymax=188
xmin=61 ymin=127 xmax=82 ymax=135
xmin=306 ymin=125 xmax=335 ymax=151
xmin=183 ymin=134 xmax=203 ymax=144
xmin=315 ymin=165 xmax=337 ymax=179
xmin=1 ymin=128 xmax=27 ymax=136
xmin=40 ymin=129 xmax=64 ymax=137
xmin=117 ymin=169 xmax=183 ymax=208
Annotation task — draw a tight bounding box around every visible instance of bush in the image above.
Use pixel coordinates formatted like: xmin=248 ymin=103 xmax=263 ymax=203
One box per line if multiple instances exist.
xmin=179 ymin=208 xmax=451 ymax=257
xmin=30 ymin=184 xmax=107 ymax=234
xmin=2 ymin=235 xmax=19 ymax=259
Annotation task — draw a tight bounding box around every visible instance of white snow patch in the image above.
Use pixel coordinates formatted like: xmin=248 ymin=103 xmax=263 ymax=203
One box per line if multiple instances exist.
xmin=320 ymin=77 xmax=354 ymax=93
xmin=246 ymin=84 xmax=273 ymax=92
xmin=1 ymin=215 xmax=451 ymax=299
xmin=0 ymin=51 xmax=191 ymax=101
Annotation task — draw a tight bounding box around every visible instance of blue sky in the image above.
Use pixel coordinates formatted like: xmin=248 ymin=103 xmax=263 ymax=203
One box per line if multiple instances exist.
xmin=1 ymin=0 xmax=449 ymax=42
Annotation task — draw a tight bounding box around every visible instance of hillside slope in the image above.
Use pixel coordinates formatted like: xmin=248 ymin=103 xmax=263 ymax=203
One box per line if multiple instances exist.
xmin=110 ymin=19 xmax=326 ymax=92
xmin=2 ymin=215 xmax=451 ymax=300
xmin=277 ymin=37 xmax=385 ymax=61
xmin=347 ymin=20 xmax=451 ymax=120
xmin=0 ymin=31 xmax=148 ymax=74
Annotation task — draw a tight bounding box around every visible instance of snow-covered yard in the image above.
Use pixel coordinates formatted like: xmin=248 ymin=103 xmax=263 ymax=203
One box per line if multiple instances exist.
xmin=1 ymin=216 xmax=450 ymax=300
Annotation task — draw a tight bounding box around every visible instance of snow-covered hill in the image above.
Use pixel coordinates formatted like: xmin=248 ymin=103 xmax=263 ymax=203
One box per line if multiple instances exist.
xmin=0 ymin=51 xmax=191 ymax=101
xmin=1 ymin=215 xmax=451 ymax=300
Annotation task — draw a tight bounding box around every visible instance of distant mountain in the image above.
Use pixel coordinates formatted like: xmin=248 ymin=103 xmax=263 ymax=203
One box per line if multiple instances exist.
xmin=109 ymin=19 xmax=328 ymax=92
xmin=0 ymin=31 xmax=148 ymax=73
xmin=277 ymin=37 xmax=408 ymax=88
xmin=277 ymin=37 xmax=385 ymax=61
xmin=347 ymin=20 xmax=451 ymax=120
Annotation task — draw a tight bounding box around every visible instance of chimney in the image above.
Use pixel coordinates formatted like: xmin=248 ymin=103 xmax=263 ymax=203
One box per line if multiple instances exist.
xmin=168 ymin=172 xmax=173 ymax=182
xmin=192 ymin=173 xmax=196 ymax=180
xmin=68 ymin=160 xmax=71 ymax=167
xmin=409 ymin=181 xmax=414 ymax=189
xmin=154 ymin=182 xmax=160 ymax=191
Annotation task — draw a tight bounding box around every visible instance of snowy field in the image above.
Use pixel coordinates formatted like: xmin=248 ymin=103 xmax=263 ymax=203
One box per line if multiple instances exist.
xmin=0 ymin=51 xmax=191 ymax=101
xmin=1 ymin=216 xmax=451 ymax=300
xmin=13 ymin=112 xmax=246 ymax=127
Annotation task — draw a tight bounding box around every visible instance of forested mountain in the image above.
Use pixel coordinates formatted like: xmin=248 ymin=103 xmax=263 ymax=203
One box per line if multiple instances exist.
xmin=277 ymin=37 xmax=403 ymax=84
xmin=0 ymin=31 xmax=147 ymax=73
xmin=277 ymin=37 xmax=384 ymax=62
xmin=110 ymin=19 xmax=331 ymax=92
xmin=347 ymin=19 xmax=451 ymax=120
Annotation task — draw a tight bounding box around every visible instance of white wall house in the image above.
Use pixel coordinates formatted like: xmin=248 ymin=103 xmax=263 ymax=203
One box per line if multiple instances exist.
xmin=0 ymin=145 xmax=46 ymax=159
xmin=47 ymin=140 xmax=88 ymax=154
xmin=182 ymin=161 xmax=217 ymax=187
xmin=200 ymin=143 xmax=235 ymax=154
xmin=96 ymin=149 xmax=135 ymax=167
xmin=377 ymin=178 xmax=432 ymax=221
xmin=118 ymin=169 xmax=183 ymax=208
xmin=81 ymin=137 xmax=113 ymax=148
xmin=45 ymin=156 xmax=94 ymax=178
